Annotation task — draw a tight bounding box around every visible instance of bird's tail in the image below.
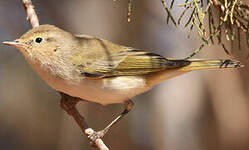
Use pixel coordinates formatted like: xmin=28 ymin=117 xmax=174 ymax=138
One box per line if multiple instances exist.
xmin=179 ymin=59 xmax=244 ymax=71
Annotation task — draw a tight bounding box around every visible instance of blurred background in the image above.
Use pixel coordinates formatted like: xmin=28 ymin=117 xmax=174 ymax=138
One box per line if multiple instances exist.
xmin=0 ymin=0 xmax=249 ymax=150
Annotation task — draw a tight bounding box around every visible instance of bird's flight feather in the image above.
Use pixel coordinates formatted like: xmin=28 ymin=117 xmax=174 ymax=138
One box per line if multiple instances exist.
xmin=72 ymin=35 xmax=190 ymax=78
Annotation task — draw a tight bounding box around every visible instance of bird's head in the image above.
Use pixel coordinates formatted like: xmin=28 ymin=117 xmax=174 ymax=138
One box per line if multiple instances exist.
xmin=3 ymin=24 xmax=76 ymax=65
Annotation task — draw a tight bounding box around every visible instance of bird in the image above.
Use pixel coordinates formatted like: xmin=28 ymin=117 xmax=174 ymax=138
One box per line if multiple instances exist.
xmin=3 ymin=24 xmax=243 ymax=140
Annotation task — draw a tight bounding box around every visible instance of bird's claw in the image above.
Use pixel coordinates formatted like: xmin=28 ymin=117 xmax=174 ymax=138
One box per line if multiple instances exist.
xmin=87 ymin=130 xmax=106 ymax=146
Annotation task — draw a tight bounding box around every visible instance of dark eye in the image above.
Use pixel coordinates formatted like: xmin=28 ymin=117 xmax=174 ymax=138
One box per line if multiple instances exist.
xmin=35 ymin=37 xmax=43 ymax=43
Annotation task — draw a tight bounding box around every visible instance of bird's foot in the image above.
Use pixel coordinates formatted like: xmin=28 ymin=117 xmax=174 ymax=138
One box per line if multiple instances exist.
xmin=86 ymin=129 xmax=108 ymax=146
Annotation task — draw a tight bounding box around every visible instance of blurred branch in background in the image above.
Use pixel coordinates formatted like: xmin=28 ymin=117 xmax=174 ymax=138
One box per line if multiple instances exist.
xmin=165 ymin=0 xmax=249 ymax=57
xmin=124 ymin=0 xmax=249 ymax=58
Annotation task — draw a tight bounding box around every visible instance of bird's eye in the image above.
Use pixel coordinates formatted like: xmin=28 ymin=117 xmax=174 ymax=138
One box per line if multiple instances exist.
xmin=35 ymin=37 xmax=43 ymax=43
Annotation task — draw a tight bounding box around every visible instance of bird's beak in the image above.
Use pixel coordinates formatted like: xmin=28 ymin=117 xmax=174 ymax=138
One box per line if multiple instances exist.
xmin=2 ymin=41 xmax=24 ymax=47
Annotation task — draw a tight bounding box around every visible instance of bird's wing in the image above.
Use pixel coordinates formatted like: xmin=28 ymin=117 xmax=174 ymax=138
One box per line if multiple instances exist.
xmin=72 ymin=35 xmax=190 ymax=78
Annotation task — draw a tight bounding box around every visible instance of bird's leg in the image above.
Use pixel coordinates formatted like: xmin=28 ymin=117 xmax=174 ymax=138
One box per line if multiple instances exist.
xmin=102 ymin=100 xmax=134 ymax=134
xmin=88 ymin=100 xmax=134 ymax=143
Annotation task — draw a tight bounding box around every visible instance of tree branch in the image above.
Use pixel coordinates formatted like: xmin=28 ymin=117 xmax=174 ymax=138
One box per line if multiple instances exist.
xmin=22 ymin=0 xmax=39 ymax=28
xmin=60 ymin=93 xmax=109 ymax=150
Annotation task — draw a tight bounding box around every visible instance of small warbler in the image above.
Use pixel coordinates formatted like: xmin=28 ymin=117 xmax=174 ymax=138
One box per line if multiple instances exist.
xmin=3 ymin=24 xmax=243 ymax=139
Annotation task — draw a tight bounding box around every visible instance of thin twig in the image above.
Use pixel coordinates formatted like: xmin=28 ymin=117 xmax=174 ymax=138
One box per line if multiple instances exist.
xmin=127 ymin=0 xmax=132 ymax=22
xmin=60 ymin=93 xmax=109 ymax=150
xmin=211 ymin=0 xmax=248 ymax=33
xmin=22 ymin=0 xmax=39 ymax=28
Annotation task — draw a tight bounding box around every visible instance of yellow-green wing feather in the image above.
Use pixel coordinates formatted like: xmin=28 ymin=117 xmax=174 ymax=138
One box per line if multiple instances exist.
xmin=107 ymin=51 xmax=171 ymax=76
xmin=71 ymin=35 xmax=190 ymax=78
